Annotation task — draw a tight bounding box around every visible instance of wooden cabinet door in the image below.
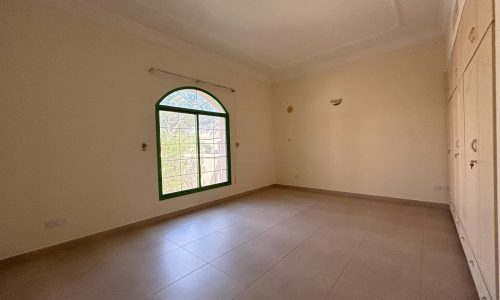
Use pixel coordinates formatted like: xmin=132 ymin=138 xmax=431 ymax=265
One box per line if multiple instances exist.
xmin=463 ymin=47 xmax=479 ymax=256
xmin=455 ymin=77 xmax=467 ymax=224
xmin=476 ymin=0 xmax=493 ymax=43
xmin=448 ymin=94 xmax=456 ymax=206
xmin=475 ymin=28 xmax=496 ymax=299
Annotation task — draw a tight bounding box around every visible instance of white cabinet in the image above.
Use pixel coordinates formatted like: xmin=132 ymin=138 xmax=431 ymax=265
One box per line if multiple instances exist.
xmin=463 ymin=46 xmax=480 ymax=256
xmin=447 ymin=4 xmax=496 ymax=298
xmin=463 ymin=27 xmax=495 ymax=299
xmin=475 ymin=29 xmax=495 ymax=298
xmin=476 ymin=0 xmax=493 ymax=45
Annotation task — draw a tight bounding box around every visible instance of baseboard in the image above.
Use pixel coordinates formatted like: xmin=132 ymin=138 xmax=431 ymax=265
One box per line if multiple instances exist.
xmin=0 ymin=184 xmax=274 ymax=267
xmin=275 ymin=184 xmax=450 ymax=210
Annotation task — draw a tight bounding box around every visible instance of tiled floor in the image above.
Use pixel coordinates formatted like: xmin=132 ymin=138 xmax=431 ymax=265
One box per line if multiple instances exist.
xmin=0 ymin=188 xmax=477 ymax=300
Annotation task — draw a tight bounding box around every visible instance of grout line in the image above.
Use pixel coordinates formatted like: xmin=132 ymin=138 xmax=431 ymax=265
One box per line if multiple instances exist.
xmin=153 ymin=200 xmax=310 ymax=296
xmin=241 ymin=226 xmax=323 ymax=292
xmin=340 ymin=280 xmax=383 ymax=300
xmin=153 ymin=261 xmax=209 ymax=296
xmin=322 ymin=210 xmax=383 ymax=299
xmin=419 ymin=207 xmax=429 ymax=299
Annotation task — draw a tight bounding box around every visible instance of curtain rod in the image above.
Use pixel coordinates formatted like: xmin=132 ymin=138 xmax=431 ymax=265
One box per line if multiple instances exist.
xmin=148 ymin=67 xmax=236 ymax=93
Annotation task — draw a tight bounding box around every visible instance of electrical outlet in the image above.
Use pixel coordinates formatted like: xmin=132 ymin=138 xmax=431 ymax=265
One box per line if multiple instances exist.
xmin=45 ymin=218 xmax=66 ymax=229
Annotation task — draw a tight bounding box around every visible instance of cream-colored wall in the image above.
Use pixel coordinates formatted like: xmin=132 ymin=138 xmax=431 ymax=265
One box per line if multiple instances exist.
xmin=0 ymin=0 xmax=450 ymax=260
xmin=272 ymin=38 xmax=448 ymax=204
xmin=0 ymin=0 xmax=275 ymax=260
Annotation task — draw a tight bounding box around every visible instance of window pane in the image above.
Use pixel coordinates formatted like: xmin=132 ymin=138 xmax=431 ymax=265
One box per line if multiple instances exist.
xmin=163 ymin=176 xmax=181 ymax=194
xmin=159 ymin=111 xmax=199 ymax=194
xmin=162 ymin=160 xmax=180 ymax=177
xmin=199 ymin=115 xmax=229 ymax=187
xmin=201 ymin=158 xmax=215 ymax=172
xmin=181 ymin=158 xmax=198 ymax=175
xmin=159 ymin=89 xmax=226 ymax=113
xmin=201 ymin=171 xmax=216 ymax=186
xmin=214 ymin=157 xmax=227 ymax=171
xmin=182 ymin=174 xmax=198 ymax=190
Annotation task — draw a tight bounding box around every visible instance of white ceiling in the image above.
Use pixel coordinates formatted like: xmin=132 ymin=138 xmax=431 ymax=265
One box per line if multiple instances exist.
xmin=61 ymin=0 xmax=451 ymax=81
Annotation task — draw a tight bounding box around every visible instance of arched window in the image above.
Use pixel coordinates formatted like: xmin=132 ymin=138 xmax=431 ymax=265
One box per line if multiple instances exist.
xmin=156 ymin=87 xmax=231 ymax=199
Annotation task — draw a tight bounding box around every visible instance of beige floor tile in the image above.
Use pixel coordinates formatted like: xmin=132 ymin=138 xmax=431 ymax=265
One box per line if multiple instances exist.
xmin=216 ymin=220 xmax=270 ymax=242
xmin=0 ymin=188 xmax=478 ymax=299
xmin=421 ymin=275 xmax=478 ymax=300
xmin=234 ymin=286 xmax=272 ymax=300
xmin=355 ymin=232 xmax=422 ymax=267
xmin=161 ymin=221 xmax=216 ymax=245
xmin=243 ymin=224 xmax=313 ymax=258
xmin=326 ymin=280 xmax=381 ymax=300
xmin=282 ymin=235 xmax=352 ymax=277
xmin=249 ymin=258 xmax=337 ymax=300
xmin=340 ymin=252 xmax=421 ymax=300
xmin=109 ymin=233 xmax=179 ymax=263
xmin=211 ymin=244 xmax=281 ymax=285
xmin=155 ymin=264 xmax=246 ymax=300
xmin=423 ymin=230 xmax=463 ymax=257
xmin=422 ymin=251 xmax=475 ymax=289
xmin=126 ymin=247 xmax=206 ymax=293
xmin=183 ymin=231 xmax=249 ymax=262
xmin=194 ymin=212 xmax=245 ymax=231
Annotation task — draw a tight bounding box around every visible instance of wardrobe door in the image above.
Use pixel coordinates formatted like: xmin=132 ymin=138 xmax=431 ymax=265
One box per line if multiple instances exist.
xmin=476 ymin=0 xmax=493 ymax=43
xmin=476 ymin=29 xmax=495 ymax=299
xmin=467 ymin=0 xmax=478 ymax=62
xmin=455 ymin=77 xmax=466 ymax=224
xmin=463 ymin=51 xmax=479 ymax=255
xmin=448 ymin=94 xmax=457 ymax=207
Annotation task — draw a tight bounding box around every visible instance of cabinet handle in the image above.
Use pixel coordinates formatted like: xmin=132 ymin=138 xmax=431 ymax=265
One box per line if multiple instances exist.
xmin=454 ymin=153 xmax=459 ymax=158
xmin=470 ymin=160 xmax=478 ymax=169
xmin=469 ymin=260 xmax=474 ymax=266
xmin=461 ymin=236 xmax=465 ymax=241
xmin=471 ymin=138 xmax=478 ymax=152
xmin=468 ymin=26 xmax=477 ymax=43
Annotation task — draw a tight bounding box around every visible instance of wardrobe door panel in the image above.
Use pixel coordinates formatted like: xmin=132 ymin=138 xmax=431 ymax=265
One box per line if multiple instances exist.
xmin=465 ymin=0 xmax=478 ymax=63
xmin=448 ymin=99 xmax=455 ymax=204
xmin=476 ymin=0 xmax=493 ymax=42
xmin=476 ymin=29 xmax=496 ymax=299
xmin=455 ymin=77 xmax=467 ymax=224
xmin=463 ymin=52 xmax=479 ymax=255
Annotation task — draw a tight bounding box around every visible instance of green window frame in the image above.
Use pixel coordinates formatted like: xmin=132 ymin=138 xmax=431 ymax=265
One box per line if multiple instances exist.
xmin=155 ymin=87 xmax=231 ymax=200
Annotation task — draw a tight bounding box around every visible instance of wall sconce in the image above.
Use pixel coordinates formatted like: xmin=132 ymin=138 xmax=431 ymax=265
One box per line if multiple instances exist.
xmin=330 ymin=98 xmax=343 ymax=106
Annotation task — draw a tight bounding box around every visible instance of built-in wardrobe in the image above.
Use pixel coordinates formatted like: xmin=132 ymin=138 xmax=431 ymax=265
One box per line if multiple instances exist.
xmin=447 ymin=0 xmax=497 ymax=299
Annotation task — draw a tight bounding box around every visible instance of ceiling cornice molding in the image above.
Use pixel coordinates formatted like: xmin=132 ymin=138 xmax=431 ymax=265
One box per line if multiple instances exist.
xmin=272 ymin=32 xmax=444 ymax=83
xmin=38 ymin=0 xmax=271 ymax=82
xmin=272 ymin=0 xmax=405 ymax=70
xmin=36 ymin=0 xmax=448 ymax=84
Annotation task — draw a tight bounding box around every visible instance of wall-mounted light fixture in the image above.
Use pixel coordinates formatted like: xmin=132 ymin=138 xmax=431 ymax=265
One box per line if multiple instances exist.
xmin=330 ymin=98 xmax=343 ymax=106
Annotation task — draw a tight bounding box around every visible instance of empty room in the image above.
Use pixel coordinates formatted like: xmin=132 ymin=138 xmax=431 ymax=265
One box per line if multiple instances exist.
xmin=1 ymin=0 xmax=499 ymax=299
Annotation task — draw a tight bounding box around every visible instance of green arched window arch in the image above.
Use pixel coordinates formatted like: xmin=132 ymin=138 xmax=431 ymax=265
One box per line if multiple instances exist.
xmin=155 ymin=87 xmax=231 ymax=200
